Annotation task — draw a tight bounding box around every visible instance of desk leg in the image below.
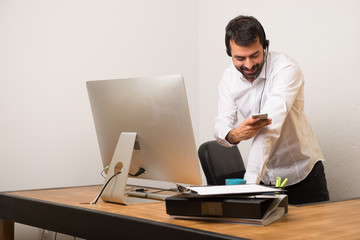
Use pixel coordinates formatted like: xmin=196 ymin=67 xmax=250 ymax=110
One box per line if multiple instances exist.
xmin=0 ymin=219 xmax=14 ymax=240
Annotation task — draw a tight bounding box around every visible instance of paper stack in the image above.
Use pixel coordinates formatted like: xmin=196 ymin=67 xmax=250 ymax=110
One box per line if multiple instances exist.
xmin=165 ymin=184 xmax=288 ymax=226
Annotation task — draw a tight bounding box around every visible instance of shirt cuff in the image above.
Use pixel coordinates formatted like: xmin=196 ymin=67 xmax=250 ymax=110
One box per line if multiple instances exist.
xmin=216 ymin=129 xmax=238 ymax=148
xmin=244 ymin=172 xmax=261 ymax=184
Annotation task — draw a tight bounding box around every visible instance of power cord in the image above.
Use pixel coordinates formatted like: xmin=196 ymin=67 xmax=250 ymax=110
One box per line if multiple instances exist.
xmin=128 ymin=167 xmax=145 ymax=177
xmin=91 ymin=171 xmax=122 ymax=204
xmin=92 ymin=166 xmax=145 ymax=204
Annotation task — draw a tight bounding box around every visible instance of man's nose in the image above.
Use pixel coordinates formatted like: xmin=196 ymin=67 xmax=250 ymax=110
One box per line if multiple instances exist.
xmin=244 ymin=58 xmax=254 ymax=69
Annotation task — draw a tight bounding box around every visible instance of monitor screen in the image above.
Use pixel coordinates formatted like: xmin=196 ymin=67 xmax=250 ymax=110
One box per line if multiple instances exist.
xmin=87 ymin=75 xmax=202 ymax=190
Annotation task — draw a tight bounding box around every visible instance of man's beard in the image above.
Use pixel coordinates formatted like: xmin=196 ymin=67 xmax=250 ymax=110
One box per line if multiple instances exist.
xmin=237 ymin=58 xmax=266 ymax=81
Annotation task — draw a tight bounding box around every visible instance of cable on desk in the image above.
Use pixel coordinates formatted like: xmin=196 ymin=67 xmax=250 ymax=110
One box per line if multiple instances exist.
xmin=91 ymin=171 xmax=122 ymax=204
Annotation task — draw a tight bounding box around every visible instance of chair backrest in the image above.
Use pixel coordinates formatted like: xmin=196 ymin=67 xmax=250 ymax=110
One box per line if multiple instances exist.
xmin=198 ymin=140 xmax=245 ymax=185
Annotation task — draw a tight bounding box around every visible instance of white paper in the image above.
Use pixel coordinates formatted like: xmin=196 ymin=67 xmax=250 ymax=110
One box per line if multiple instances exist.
xmin=185 ymin=184 xmax=280 ymax=196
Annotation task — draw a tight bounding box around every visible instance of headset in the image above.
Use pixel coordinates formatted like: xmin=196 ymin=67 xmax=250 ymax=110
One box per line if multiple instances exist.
xmin=225 ymin=15 xmax=269 ymax=57
xmin=225 ymin=16 xmax=270 ymax=113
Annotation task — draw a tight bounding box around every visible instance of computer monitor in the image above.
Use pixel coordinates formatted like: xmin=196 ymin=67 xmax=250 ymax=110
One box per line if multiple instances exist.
xmin=86 ymin=75 xmax=202 ymax=204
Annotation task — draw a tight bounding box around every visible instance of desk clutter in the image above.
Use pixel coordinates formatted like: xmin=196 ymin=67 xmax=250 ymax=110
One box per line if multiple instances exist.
xmin=165 ymin=184 xmax=288 ymax=226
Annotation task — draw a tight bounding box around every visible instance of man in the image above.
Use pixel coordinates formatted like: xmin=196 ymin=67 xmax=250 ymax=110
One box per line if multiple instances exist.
xmin=214 ymin=15 xmax=329 ymax=204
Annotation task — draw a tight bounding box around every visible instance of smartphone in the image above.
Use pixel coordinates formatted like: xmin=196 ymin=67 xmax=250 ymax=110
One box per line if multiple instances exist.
xmin=252 ymin=113 xmax=268 ymax=120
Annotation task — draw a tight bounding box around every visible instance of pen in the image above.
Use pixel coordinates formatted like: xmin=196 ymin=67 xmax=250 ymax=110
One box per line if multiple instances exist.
xmin=135 ymin=188 xmax=147 ymax=192
xmin=280 ymin=178 xmax=288 ymax=188
xmin=275 ymin=177 xmax=281 ymax=188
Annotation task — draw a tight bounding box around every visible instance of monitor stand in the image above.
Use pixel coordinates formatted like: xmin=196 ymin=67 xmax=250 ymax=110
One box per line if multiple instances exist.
xmin=101 ymin=132 xmax=159 ymax=205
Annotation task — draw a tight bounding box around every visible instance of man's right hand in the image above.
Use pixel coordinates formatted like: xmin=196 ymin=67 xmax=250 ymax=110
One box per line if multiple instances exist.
xmin=225 ymin=117 xmax=272 ymax=144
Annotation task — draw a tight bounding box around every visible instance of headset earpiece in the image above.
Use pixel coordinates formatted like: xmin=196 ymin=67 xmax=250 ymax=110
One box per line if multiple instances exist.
xmin=226 ymin=16 xmax=269 ymax=56
xmin=264 ymin=39 xmax=270 ymax=50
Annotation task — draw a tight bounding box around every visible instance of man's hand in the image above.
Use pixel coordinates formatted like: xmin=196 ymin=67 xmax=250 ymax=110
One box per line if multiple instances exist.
xmin=225 ymin=117 xmax=272 ymax=144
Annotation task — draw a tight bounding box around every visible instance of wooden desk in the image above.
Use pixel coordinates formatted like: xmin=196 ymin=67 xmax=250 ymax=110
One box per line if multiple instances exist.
xmin=1 ymin=185 xmax=360 ymax=240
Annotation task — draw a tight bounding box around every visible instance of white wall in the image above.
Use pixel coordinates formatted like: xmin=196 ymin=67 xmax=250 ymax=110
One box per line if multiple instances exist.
xmin=0 ymin=0 xmax=198 ymax=239
xmin=0 ymin=0 xmax=199 ymax=191
xmin=198 ymin=0 xmax=360 ymax=201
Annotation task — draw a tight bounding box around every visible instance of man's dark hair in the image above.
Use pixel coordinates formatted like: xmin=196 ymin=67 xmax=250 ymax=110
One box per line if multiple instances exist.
xmin=225 ymin=15 xmax=269 ymax=56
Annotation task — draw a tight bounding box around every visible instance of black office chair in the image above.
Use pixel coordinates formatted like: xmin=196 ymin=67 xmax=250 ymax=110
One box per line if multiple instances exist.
xmin=198 ymin=140 xmax=246 ymax=185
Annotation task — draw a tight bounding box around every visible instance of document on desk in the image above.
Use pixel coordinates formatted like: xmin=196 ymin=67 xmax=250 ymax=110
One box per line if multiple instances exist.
xmin=177 ymin=184 xmax=281 ymax=196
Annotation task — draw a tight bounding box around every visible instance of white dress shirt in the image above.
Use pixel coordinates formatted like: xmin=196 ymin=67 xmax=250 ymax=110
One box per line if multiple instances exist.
xmin=214 ymin=52 xmax=324 ymax=186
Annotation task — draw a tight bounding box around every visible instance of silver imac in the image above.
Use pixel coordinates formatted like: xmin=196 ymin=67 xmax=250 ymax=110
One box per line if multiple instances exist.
xmin=87 ymin=75 xmax=202 ymax=204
